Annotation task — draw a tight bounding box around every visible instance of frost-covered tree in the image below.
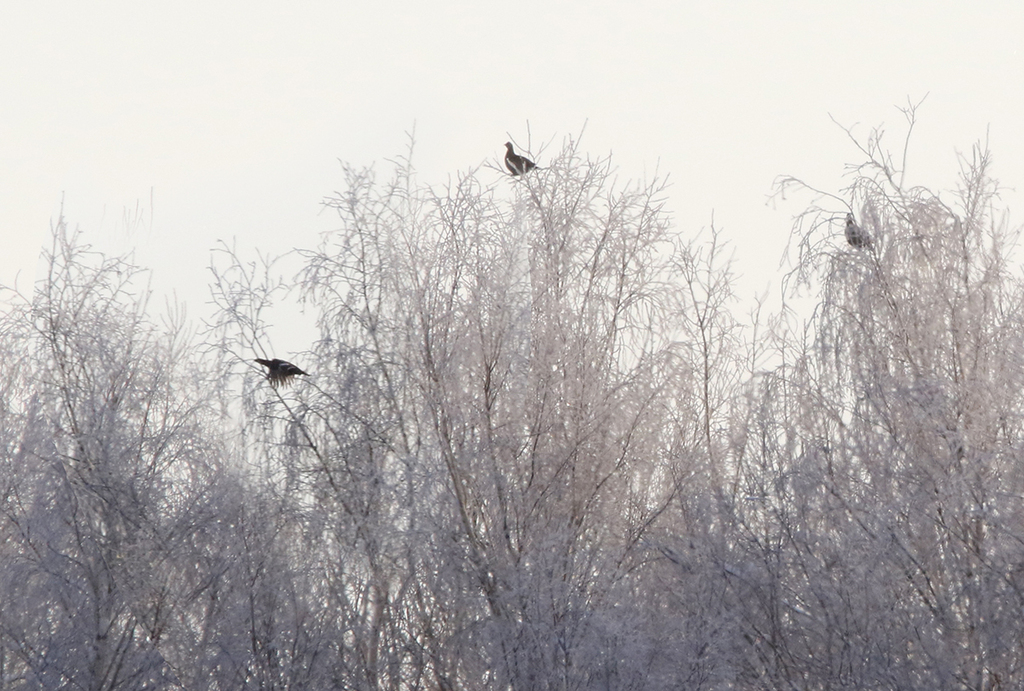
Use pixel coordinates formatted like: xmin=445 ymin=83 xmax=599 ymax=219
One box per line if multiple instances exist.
xmin=723 ymin=106 xmax=1024 ymax=689
xmin=207 ymin=138 xmax=735 ymax=690
xmin=0 ymin=220 xmax=239 ymax=689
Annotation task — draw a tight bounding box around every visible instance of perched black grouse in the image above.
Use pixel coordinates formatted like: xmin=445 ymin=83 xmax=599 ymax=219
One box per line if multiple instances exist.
xmin=504 ymin=142 xmax=537 ymax=176
xmin=845 ymin=213 xmax=871 ymax=248
xmin=255 ymin=358 xmax=308 ymax=388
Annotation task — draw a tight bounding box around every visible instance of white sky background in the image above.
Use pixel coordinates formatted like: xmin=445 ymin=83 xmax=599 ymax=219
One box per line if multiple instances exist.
xmin=2 ymin=1 xmax=1023 ymax=356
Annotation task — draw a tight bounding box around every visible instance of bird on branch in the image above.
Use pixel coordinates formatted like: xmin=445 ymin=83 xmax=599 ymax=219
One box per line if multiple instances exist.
xmin=504 ymin=142 xmax=537 ymax=176
xmin=255 ymin=358 xmax=308 ymax=388
xmin=845 ymin=213 xmax=872 ymax=248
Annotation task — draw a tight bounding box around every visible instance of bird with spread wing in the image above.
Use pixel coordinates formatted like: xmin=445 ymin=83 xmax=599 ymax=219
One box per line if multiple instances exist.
xmin=255 ymin=358 xmax=308 ymax=388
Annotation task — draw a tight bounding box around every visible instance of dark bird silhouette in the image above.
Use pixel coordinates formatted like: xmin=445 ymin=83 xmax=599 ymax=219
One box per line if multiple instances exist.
xmin=255 ymin=358 xmax=308 ymax=388
xmin=845 ymin=213 xmax=872 ymax=248
xmin=504 ymin=142 xmax=537 ymax=176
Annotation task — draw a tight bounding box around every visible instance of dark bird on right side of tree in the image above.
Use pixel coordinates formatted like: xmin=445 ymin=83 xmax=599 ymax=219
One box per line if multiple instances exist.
xmin=504 ymin=142 xmax=537 ymax=176
xmin=255 ymin=358 xmax=308 ymax=388
xmin=845 ymin=213 xmax=872 ymax=248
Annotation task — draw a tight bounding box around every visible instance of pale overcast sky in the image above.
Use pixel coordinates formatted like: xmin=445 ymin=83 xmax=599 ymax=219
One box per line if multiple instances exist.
xmin=3 ymin=2 xmax=1023 ymax=338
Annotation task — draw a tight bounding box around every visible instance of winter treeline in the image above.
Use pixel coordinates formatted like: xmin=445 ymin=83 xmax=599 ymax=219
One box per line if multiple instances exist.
xmin=2 ymin=127 xmax=1024 ymax=690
